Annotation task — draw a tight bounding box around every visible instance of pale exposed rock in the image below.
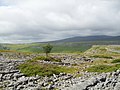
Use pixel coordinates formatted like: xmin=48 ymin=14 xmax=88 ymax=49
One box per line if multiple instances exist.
xmin=114 ymin=83 xmax=120 ymax=90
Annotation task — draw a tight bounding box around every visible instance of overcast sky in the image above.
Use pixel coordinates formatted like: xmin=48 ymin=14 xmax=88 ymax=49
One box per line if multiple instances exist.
xmin=0 ymin=0 xmax=120 ymax=43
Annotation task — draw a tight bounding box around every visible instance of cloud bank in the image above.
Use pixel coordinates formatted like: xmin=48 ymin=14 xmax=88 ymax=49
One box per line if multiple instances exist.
xmin=0 ymin=0 xmax=120 ymax=43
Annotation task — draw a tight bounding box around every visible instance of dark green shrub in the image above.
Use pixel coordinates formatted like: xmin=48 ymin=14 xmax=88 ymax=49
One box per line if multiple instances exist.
xmin=112 ymin=59 xmax=120 ymax=63
xmin=42 ymin=44 xmax=53 ymax=57
xmin=103 ymin=60 xmax=108 ymax=63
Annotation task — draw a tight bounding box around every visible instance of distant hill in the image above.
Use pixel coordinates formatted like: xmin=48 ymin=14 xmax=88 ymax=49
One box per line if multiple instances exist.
xmin=1 ymin=35 xmax=120 ymax=53
xmin=48 ymin=35 xmax=120 ymax=43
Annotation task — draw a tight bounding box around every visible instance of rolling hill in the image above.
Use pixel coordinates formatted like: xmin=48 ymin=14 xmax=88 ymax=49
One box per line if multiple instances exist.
xmin=1 ymin=35 xmax=120 ymax=53
xmin=47 ymin=35 xmax=120 ymax=43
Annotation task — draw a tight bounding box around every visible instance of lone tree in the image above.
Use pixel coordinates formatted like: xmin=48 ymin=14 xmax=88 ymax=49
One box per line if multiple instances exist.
xmin=42 ymin=43 xmax=53 ymax=57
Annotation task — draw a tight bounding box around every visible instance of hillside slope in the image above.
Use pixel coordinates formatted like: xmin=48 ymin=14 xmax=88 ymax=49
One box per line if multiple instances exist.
xmin=47 ymin=35 xmax=120 ymax=43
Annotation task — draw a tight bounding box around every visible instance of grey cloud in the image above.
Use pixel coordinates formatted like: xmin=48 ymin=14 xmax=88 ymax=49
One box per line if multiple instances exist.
xmin=0 ymin=0 xmax=120 ymax=43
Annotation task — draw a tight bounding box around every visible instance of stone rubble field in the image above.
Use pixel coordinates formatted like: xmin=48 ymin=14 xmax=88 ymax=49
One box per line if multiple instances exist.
xmin=0 ymin=58 xmax=120 ymax=90
xmin=0 ymin=45 xmax=120 ymax=90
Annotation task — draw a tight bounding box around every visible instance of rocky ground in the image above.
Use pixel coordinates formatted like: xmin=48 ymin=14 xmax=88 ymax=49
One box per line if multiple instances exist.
xmin=0 ymin=45 xmax=120 ymax=90
xmin=0 ymin=56 xmax=119 ymax=90
xmin=0 ymin=55 xmax=94 ymax=90
xmin=0 ymin=58 xmax=120 ymax=90
xmin=64 ymin=70 xmax=120 ymax=90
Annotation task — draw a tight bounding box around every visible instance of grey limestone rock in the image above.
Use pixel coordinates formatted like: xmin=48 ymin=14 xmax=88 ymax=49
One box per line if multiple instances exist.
xmin=114 ymin=83 xmax=120 ymax=90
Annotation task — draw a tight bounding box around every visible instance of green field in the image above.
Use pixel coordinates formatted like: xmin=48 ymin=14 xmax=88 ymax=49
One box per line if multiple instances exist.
xmin=0 ymin=40 xmax=120 ymax=53
xmin=2 ymin=42 xmax=92 ymax=53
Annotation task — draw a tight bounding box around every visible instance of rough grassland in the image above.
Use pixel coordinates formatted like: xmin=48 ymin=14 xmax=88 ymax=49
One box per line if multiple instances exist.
xmin=18 ymin=60 xmax=78 ymax=77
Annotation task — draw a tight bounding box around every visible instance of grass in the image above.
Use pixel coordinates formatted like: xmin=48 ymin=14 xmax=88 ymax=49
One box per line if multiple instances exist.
xmin=86 ymin=64 xmax=120 ymax=73
xmin=32 ymin=56 xmax=62 ymax=62
xmin=18 ymin=60 xmax=78 ymax=77
xmin=92 ymin=59 xmax=111 ymax=65
xmin=51 ymin=43 xmax=91 ymax=53
xmin=16 ymin=44 xmax=91 ymax=53
xmin=4 ymin=43 xmax=92 ymax=53
xmin=112 ymin=59 xmax=120 ymax=63
xmin=90 ymin=55 xmax=113 ymax=59
xmin=114 ymin=47 xmax=120 ymax=50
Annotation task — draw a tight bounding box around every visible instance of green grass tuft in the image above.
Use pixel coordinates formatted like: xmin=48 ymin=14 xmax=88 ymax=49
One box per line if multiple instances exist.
xmin=18 ymin=61 xmax=77 ymax=77
xmin=90 ymin=55 xmax=113 ymax=59
xmin=112 ymin=59 xmax=120 ymax=63
xmin=86 ymin=64 xmax=120 ymax=73
xmin=33 ymin=56 xmax=62 ymax=62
